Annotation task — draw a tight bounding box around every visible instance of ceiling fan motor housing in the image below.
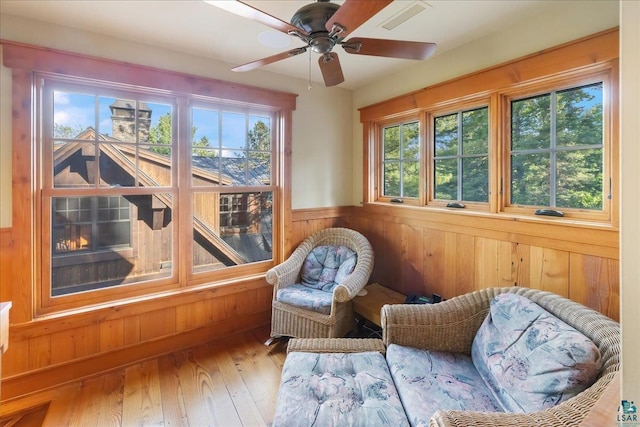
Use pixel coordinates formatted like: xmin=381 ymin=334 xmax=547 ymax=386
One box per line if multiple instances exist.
xmin=291 ymin=0 xmax=340 ymax=53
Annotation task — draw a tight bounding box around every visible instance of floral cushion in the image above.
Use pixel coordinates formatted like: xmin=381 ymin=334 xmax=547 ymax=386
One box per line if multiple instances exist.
xmin=273 ymin=351 xmax=409 ymax=427
xmin=300 ymin=245 xmax=357 ymax=292
xmin=471 ymin=292 xmax=603 ymax=413
xmin=386 ymin=344 xmax=502 ymax=426
xmin=276 ymin=284 xmax=333 ymax=314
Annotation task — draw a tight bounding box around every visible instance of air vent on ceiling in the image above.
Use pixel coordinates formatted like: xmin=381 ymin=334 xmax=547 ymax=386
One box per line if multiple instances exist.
xmin=379 ymin=1 xmax=431 ymax=31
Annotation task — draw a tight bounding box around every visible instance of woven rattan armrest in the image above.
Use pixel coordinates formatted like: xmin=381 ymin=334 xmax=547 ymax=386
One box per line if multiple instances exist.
xmin=287 ymin=338 xmax=385 ymax=354
xmin=381 ymin=290 xmax=496 ymax=353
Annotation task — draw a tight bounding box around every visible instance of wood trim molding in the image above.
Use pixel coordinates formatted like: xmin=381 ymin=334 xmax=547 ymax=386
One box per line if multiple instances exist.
xmin=359 ymin=28 xmax=619 ymax=122
xmin=0 ymin=40 xmax=297 ymax=110
xmin=292 ymin=206 xmax=354 ymax=222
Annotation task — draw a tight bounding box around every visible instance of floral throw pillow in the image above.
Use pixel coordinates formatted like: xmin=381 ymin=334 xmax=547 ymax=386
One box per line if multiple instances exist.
xmin=300 ymin=245 xmax=357 ymax=293
xmin=471 ymin=292 xmax=603 ymax=413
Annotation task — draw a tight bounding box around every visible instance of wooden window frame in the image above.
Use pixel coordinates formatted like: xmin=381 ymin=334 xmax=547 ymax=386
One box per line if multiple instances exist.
xmin=426 ymin=96 xmax=493 ymax=212
xmin=362 ymin=29 xmax=618 ymax=227
xmin=1 ymin=41 xmax=296 ymax=315
xmin=500 ymin=67 xmax=614 ymax=222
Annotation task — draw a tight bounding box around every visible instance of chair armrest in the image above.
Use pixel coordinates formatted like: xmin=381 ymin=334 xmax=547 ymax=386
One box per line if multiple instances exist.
xmin=265 ymin=238 xmax=315 ymax=289
xmin=381 ymin=289 xmax=498 ymax=353
xmin=287 ymin=338 xmax=385 ymax=354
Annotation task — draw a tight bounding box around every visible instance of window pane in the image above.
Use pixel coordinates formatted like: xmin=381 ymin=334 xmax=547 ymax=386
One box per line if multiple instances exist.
xmin=193 ymin=108 xmax=220 ymax=149
xmin=384 ymin=125 xmax=400 ymax=160
xmin=403 ymin=122 xmax=420 ymax=160
xmin=249 ymin=152 xmax=271 ymax=185
xmin=434 ymin=114 xmax=457 ymax=157
xmin=193 ymin=191 xmax=273 ymax=273
xmin=403 ymin=161 xmax=419 ymax=198
xmin=434 ymin=158 xmax=457 ymax=200
xmin=556 ymin=148 xmax=603 ymax=209
xmin=51 ymin=194 xmax=172 ymax=296
xmin=382 ymin=121 xmax=419 ymax=198
xmin=248 ymin=116 xmax=271 ymax=152
xmin=434 ymin=107 xmax=488 ymax=203
xmin=511 ymin=152 xmax=550 ymax=206
xmin=222 ymin=112 xmax=246 ymax=151
xmin=462 ymin=108 xmax=488 ymax=155
xmin=462 ymin=156 xmax=489 ymax=202
xmin=98 ymin=144 xmax=136 ymax=187
xmin=556 ymin=83 xmax=603 ymax=148
xmin=53 ymin=92 xmax=95 ymax=139
xmin=139 ymin=145 xmax=172 ymax=187
xmin=54 ymin=142 xmax=96 ymax=187
xmin=384 ymin=162 xmax=400 ymax=196
xmin=511 ymin=94 xmax=551 ymax=151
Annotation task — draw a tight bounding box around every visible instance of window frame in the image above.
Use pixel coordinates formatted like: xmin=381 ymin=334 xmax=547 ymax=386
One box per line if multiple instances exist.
xmin=427 ymin=97 xmax=493 ymax=212
xmin=500 ymin=69 xmax=614 ymax=222
xmin=366 ymin=61 xmax=616 ymax=224
xmin=374 ymin=114 xmax=424 ymax=206
xmin=0 ymin=44 xmax=295 ymax=315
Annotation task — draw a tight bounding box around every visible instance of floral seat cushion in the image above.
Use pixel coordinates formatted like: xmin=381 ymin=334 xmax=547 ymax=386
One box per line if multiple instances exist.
xmin=386 ymin=344 xmax=503 ymax=426
xmin=471 ymin=292 xmax=603 ymax=413
xmin=273 ymin=351 xmax=409 ymax=427
xmin=276 ymin=245 xmax=357 ymax=314
xmin=276 ymin=284 xmax=334 ymax=314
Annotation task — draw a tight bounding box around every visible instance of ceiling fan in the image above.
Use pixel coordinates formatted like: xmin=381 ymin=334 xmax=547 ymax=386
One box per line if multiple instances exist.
xmin=208 ymin=0 xmax=437 ymax=87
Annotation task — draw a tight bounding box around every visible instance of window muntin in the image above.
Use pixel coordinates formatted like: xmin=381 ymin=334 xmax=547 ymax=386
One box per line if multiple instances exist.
xmin=41 ymin=77 xmax=279 ymax=307
xmin=433 ymin=107 xmax=489 ymax=202
xmin=510 ymin=83 xmax=604 ymax=210
xmin=382 ymin=121 xmax=420 ymax=198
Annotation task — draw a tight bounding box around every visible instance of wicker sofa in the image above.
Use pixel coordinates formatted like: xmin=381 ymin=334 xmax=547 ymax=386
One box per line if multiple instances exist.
xmin=274 ymin=287 xmax=621 ymax=427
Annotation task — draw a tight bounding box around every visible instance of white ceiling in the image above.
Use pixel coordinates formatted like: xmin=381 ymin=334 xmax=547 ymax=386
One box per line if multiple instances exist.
xmin=0 ymin=0 xmax=595 ymax=90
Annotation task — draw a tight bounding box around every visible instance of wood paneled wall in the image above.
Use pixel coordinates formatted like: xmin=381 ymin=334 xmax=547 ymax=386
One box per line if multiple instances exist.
xmin=291 ymin=206 xmax=619 ymax=322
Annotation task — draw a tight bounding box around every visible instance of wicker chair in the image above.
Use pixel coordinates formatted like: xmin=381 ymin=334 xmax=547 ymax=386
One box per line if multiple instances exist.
xmin=381 ymin=286 xmax=621 ymax=427
xmin=266 ymin=227 xmax=374 ymax=340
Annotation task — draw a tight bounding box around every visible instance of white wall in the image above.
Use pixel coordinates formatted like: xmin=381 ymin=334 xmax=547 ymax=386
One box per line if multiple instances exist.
xmin=620 ymin=0 xmax=640 ymax=403
xmin=0 ymin=14 xmax=355 ymax=228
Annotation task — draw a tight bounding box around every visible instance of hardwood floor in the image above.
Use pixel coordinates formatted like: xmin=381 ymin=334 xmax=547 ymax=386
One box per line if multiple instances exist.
xmin=1 ymin=325 xmax=289 ymax=427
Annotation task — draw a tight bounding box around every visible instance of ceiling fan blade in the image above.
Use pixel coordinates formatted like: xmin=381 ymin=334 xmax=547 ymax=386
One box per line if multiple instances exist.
xmin=342 ymin=38 xmax=437 ymax=60
xmin=318 ymin=53 xmax=345 ymax=87
xmin=325 ymin=0 xmax=392 ymax=37
xmin=232 ymin=48 xmax=307 ymax=72
xmin=205 ymin=1 xmax=308 ymax=37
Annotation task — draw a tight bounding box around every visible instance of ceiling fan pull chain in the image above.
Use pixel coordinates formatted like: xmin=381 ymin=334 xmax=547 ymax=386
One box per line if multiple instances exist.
xmin=308 ymin=49 xmax=313 ymax=90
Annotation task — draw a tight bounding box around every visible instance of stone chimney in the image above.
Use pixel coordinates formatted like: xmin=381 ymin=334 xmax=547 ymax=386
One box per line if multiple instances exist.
xmin=109 ymin=100 xmax=152 ymax=142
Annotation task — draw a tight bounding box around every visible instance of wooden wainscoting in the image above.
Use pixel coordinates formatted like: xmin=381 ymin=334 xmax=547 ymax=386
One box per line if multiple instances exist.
xmin=291 ymin=205 xmax=619 ymax=321
xmin=350 ymin=204 xmax=619 ymax=322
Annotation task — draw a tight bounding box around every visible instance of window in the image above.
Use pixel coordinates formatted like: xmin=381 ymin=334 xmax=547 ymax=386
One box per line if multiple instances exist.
xmin=433 ymin=107 xmax=489 ymax=203
xmin=53 ymin=196 xmax=131 ymax=254
xmin=381 ymin=121 xmax=420 ymax=199
xmin=366 ymin=63 xmax=613 ymax=222
xmin=509 ymin=83 xmax=604 ymax=210
xmin=27 ymin=57 xmax=293 ymax=312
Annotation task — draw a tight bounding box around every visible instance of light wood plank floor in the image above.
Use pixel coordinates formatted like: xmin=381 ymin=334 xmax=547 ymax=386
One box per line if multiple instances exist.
xmin=1 ymin=325 xmax=289 ymax=427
